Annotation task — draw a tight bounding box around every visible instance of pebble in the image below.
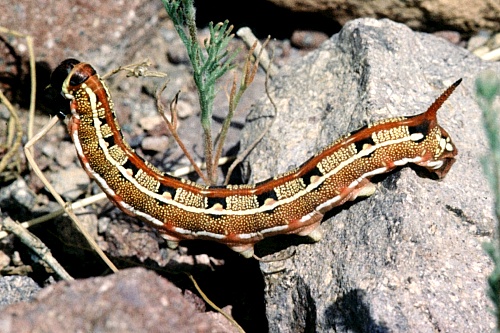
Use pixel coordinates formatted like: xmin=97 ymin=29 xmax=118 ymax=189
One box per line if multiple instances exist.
xmin=138 ymin=115 xmax=166 ymax=132
xmin=41 ymin=144 xmax=57 ymax=159
xmin=0 ymin=104 xmax=10 ymax=120
xmin=138 ymin=115 xmax=174 ymax=137
xmin=0 ymin=178 xmax=36 ymax=211
xmin=467 ymin=30 xmax=491 ymax=51
xmin=175 ymin=99 xmax=195 ymax=119
xmin=492 ymin=32 xmax=500 ymax=48
xmin=0 ymin=251 xmax=11 ymax=270
xmin=166 ymin=40 xmax=190 ymax=64
xmin=49 ymin=167 xmax=90 ymax=202
xmin=465 ymin=30 xmax=500 ymax=61
xmin=141 ymin=135 xmax=170 ymax=153
xmin=291 ymin=30 xmax=329 ymax=49
xmin=0 ymin=275 xmax=41 ymax=306
xmin=432 ymin=30 xmax=461 ymax=45
xmin=54 ymin=141 xmax=77 ymax=168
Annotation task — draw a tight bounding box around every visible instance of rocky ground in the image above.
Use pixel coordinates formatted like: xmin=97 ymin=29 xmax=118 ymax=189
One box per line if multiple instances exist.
xmin=0 ymin=1 xmax=499 ymax=332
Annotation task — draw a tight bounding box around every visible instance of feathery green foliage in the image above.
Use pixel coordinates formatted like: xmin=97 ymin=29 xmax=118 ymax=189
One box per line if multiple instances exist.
xmin=476 ymin=70 xmax=500 ymax=332
xmin=161 ymin=0 xmax=240 ymax=183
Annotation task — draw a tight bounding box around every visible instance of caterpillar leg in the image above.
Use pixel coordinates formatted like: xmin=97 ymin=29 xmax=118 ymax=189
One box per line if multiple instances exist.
xmin=349 ymin=179 xmax=377 ymax=201
xmin=229 ymin=244 xmax=255 ymax=258
xmin=297 ymin=211 xmax=324 ymax=242
xmin=162 ymin=232 xmax=256 ymax=258
xmin=160 ymin=233 xmax=181 ymax=250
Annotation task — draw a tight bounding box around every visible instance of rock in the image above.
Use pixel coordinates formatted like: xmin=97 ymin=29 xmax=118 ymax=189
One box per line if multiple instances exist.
xmin=0 ymin=104 xmax=9 ymax=120
xmin=0 ymin=178 xmax=37 ymax=213
xmin=53 ymin=141 xmax=78 ymax=168
xmin=48 ymin=167 xmax=91 ymax=202
xmin=0 ymin=251 xmax=10 ymax=271
xmin=0 ymin=0 xmax=163 ymax=70
xmin=167 ymin=39 xmax=191 ymax=64
xmin=0 ymin=268 xmax=238 ymax=333
xmin=472 ymin=32 xmax=500 ymax=61
xmin=138 ymin=115 xmax=166 ymax=132
xmin=141 ymin=136 xmax=170 ymax=153
xmin=468 ymin=30 xmax=493 ymax=51
xmin=175 ymin=99 xmax=196 ymax=119
xmin=241 ymin=18 xmax=499 ymax=332
xmin=432 ymin=30 xmax=462 ymax=45
xmin=266 ymin=0 xmax=500 ymax=33
xmin=291 ymin=30 xmax=329 ymax=49
xmin=0 ymin=275 xmax=41 ymax=307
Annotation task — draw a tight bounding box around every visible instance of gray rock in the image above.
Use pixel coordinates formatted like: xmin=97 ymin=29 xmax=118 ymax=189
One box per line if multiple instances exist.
xmin=0 ymin=179 xmax=36 ymax=213
xmin=241 ymin=18 xmax=499 ymax=332
xmin=141 ymin=136 xmax=170 ymax=153
xmin=0 ymin=275 xmax=40 ymax=307
xmin=48 ymin=167 xmax=90 ymax=202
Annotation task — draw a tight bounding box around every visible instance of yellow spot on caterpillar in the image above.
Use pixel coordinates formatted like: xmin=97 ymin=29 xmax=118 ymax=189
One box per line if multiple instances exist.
xmin=99 ymin=124 xmax=112 ymax=137
xmin=108 ymin=145 xmax=127 ymax=165
xmin=264 ymin=198 xmax=277 ymax=206
xmin=445 ymin=143 xmax=454 ymax=151
xmin=162 ymin=192 xmax=172 ymax=200
xmin=362 ymin=143 xmax=372 ymax=150
xmin=310 ymin=175 xmax=321 ymax=184
xmin=126 ymin=168 xmax=133 ymax=176
xmin=410 ymin=133 xmax=424 ymax=141
xmin=439 ymin=138 xmax=447 ymax=151
xmin=212 ymin=203 xmax=224 ymax=211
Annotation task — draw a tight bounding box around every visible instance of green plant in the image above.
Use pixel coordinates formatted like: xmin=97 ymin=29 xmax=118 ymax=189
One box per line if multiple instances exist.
xmin=476 ymin=70 xmax=500 ymax=332
xmin=162 ymin=0 xmax=259 ymax=184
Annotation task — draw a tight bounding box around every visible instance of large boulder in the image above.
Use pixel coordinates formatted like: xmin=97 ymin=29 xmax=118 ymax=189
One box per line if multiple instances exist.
xmin=266 ymin=0 xmax=500 ymax=33
xmin=242 ymin=18 xmax=499 ymax=332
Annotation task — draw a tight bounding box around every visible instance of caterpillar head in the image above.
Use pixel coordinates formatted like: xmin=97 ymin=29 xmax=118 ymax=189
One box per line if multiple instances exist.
xmin=45 ymin=58 xmax=81 ymax=119
xmin=418 ymin=125 xmax=457 ymax=179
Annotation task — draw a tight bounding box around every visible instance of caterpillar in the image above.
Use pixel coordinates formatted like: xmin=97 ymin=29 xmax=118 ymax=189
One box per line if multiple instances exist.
xmin=50 ymin=59 xmax=459 ymax=258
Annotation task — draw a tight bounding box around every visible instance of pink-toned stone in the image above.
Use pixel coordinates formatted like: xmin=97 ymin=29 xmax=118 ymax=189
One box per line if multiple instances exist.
xmin=0 ymin=268 xmax=238 ymax=333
